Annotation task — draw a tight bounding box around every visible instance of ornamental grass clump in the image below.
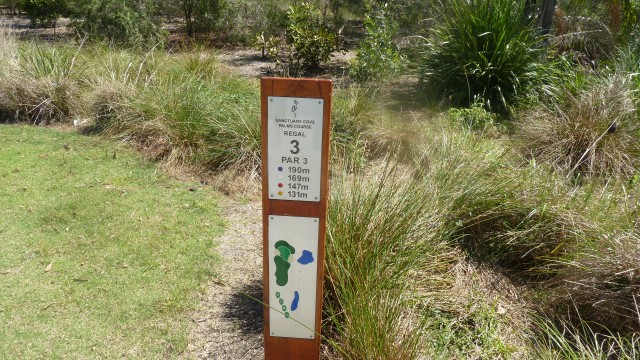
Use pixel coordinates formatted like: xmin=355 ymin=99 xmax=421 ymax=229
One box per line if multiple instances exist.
xmin=534 ymin=316 xmax=640 ymax=359
xmin=325 ymin=165 xmax=444 ymax=359
xmin=84 ymin=48 xmax=262 ymax=172
xmin=547 ymin=231 xmax=640 ymax=335
xmin=517 ymin=75 xmax=640 ymax=179
xmin=0 ymin=43 xmax=80 ymax=125
xmin=420 ymin=0 xmax=547 ymax=114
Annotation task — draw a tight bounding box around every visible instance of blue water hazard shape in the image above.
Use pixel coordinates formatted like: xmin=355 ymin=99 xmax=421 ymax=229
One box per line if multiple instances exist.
xmin=297 ymin=250 xmax=314 ymax=265
xmin=291 ymin=291 xmax=300 ymax=311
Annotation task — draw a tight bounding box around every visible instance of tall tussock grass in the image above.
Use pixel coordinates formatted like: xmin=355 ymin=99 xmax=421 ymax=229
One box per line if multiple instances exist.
xmin=535 ymin=316 xmax=640 ymax=359
xmin=0 ymin=33 xmax=264 ymax=172
xmin=325 ymin=132 xmax=535 ymax=358
xmin=325 ymin=164 xmax=441 ymax=359
xmin=438 ymin=145 xmax=640 ymax=342
xmin=0 ymin=39 xmax=80 ymax=125
xmin=517 ymin=75 xmax=640 ymax=179
xmin=81 ymin=48 xmax=262 ymax=171
xmin=547 ymin=231 xmax=640 ymax=335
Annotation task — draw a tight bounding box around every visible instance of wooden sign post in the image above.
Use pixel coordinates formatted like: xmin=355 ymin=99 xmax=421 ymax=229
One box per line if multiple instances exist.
xmin=261 ymin=77 xmax=332 ymax=359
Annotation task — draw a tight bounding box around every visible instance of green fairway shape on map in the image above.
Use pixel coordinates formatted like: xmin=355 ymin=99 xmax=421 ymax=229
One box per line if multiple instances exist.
xmin=274 ymin=240 xmax=295 ymax=286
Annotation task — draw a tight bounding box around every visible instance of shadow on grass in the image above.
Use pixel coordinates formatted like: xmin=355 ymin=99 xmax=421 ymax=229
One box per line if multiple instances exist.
xmin=221 ymin=279 xmax=264 ymax=336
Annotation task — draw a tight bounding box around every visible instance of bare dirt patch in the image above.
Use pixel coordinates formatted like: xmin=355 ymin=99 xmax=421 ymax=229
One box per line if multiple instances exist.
xmin=217 ymin=49 xmax=272 ymax=78
xmin=216 ymin=47 xmax=355 ymax=80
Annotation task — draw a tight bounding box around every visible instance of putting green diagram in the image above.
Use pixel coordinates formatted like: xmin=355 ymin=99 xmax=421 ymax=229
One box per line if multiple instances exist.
xmin=268 ymin=215 xmax=319 ymax=339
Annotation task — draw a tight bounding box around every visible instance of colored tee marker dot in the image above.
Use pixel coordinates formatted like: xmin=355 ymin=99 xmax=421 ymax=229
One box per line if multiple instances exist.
xmin=278 ymin=183 xmax=283 ymax=188
xmin=278 ymin=191 xmax=283 ymax=196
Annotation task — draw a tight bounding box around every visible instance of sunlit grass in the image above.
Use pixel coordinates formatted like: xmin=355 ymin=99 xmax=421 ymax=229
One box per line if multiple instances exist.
xmin=0 ymin=125 xmax=223 ymax=358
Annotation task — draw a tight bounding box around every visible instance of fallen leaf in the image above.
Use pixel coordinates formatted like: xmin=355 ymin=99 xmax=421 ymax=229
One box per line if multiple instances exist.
xmin=45 ymin=263 xmax=52 ymax=272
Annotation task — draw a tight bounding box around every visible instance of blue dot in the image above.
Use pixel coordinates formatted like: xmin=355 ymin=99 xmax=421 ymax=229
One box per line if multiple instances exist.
xmin=278 ymin=166 xmax=283 ymax=171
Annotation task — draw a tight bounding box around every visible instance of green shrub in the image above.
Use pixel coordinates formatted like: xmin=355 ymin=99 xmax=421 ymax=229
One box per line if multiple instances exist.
xmin=220 ymin=0 xmax=289 ymax=44
xmin=420 ymin=0 xmax=547 ymax=114
xmin=179 ymin=0 xmax=226 ymax=38
xmin=387 ymin=0 xmax=432 ymax=37
xmin=447 ymin=103 xmax=496 ymax=132
xmin=256 ymin=2 xmax=337 ymax=76
xmin=349 ymin=3 xmax=403 ymax=82
xmin=19 ymin=0 xmax=66 ymax=28
xmin=285 ymin=2 xmax=336 ymax=73
xmin=68 ymin=0 xmax=164 ymax=47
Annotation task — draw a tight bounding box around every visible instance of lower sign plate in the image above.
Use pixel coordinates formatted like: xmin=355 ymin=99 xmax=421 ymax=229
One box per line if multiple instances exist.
xmin=268 ymin=215 xmax=319 ymax=339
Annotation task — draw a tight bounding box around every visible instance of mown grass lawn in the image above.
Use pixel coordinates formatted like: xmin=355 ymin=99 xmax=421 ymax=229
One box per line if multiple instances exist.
xmin=0 ymin=125 xmax=223 ymax=358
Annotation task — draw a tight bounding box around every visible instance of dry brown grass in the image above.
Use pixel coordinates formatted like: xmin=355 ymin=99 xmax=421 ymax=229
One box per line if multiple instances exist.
xmin=547 ymin=231 xmax=640 ymax=335
xmin=363 ymin=113 xmax=427 ymax=162
xmin=0 ymin=75 xmax=77 ymax=124
xmin=517 ymin=75 xmax=640 ymax=179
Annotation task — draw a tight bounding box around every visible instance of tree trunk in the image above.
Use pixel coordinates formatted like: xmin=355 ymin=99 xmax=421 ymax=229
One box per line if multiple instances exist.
xmin=183 ymin=0 xmax=194 ymax=38
xmin=609 ymin=0 xmax=622 ymax=33
xmin=539 ymin=0 xmax=556 ymax=35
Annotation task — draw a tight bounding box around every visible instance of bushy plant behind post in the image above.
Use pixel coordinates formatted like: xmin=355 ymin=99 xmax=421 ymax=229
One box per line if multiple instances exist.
xmin=3 ymin=0 xmax=21 ymax=15
xmin=68 ymin=0 xmax=164 ymax=47
xmin=420 ymin=0 xmax=547 ymax=114
xmin=19 ymin=0 xmax=67 ymax=28
xmin=349 ymin=2 xmax=403 ymax=82
xmin=180 ymin=0 xmax=226 ymax=38
xmin=286 ymin=2 xmax=336 ymax=73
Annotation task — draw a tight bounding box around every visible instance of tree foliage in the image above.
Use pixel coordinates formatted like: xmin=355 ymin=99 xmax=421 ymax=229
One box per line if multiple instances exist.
xmin=180 ymin=0 xmax=226 ymax=38
xmin=19 ymin=0 xmax=66 ymax=27
xmin=1 ymin=0 xmax=21 ymax=14
xmin=68 ymin=0 xmax=164 ymax=47
xmin=350 ymin=3 xmax=403 ymax=82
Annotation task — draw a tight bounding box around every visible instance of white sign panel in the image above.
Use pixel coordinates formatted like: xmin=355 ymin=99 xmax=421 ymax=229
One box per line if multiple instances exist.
xmin=267 ymin=96 xmax=324 ymax=202
xmin=268 ymin=215 xmax=319 ymax=339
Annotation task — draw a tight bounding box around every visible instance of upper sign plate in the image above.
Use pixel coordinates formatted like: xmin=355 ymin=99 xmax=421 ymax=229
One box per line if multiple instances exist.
xmin=267 ymin=96 xmax=324 ymax=202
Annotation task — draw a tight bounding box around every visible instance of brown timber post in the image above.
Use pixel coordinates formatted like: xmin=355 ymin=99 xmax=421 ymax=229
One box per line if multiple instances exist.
xmin=261 ymin=77 xmax=332 ymax=359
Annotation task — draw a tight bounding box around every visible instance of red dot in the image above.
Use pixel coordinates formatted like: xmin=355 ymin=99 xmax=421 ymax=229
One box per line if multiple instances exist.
xmin=278 ymin=183 xmax=283 ymax=188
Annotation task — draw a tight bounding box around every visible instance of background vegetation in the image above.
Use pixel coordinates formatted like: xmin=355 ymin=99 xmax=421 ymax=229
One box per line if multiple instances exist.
xmin=1 ymin=0 xmax=640 ymax=358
